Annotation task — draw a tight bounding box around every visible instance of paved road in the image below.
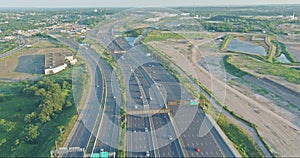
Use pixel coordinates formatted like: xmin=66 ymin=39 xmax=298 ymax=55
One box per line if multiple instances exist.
xmin=87 ymin=46 xmax=121 ymax=155
xmin=79 ymin=9 xmax=235 ymax=157
xmin=126 ymin=115 xmax=156 ymax=157
xmin=139 ymin=52 xmax=234 ymax=157
xmin=61 ymin=41 xmax=105 ymax=157
xmin=55 ymin=37 xmax=121 ymax=157
xmin=73 ymin=44 xmax=121 ymax=156
xmin=117 ymin=49 xmax=185 ymax=157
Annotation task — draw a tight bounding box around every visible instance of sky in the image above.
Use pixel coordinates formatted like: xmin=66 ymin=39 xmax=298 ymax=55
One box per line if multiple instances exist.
xmin=0 ymin=0 xmax=300 ymax=8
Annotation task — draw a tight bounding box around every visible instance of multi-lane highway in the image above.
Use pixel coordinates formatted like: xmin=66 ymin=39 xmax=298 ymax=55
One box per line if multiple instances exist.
xmin=122 ymin=47 xmax=234 ymax=157
xmin=57 ymin=37 xmax=121 ymax=157
xmin=84 ymin=11 xmax=236 ymax=156
xmin=117 ymin=51 xmax=186 ymax=157
xmin=59 ymin=9 xmax=237 ymax=157
xmin=58 ymin=38 xmax=105 ymax=157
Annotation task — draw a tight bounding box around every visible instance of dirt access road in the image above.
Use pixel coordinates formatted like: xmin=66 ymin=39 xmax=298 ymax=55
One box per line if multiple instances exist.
xmin=148 ymin=38 xmax=300 ymax=157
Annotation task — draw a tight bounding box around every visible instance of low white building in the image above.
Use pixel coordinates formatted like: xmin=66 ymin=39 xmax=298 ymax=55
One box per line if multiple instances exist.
xmin=65 ymin=53 xmax=78 ymax=65
xmin=44 ymin=52 xmax=77 ymax=75
xmin=44 ymin=64 xmax=67 ymax=75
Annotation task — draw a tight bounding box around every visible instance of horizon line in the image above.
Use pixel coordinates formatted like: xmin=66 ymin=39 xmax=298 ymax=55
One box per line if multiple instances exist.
xmin=0 ymin=3 xmax=300 ymax=9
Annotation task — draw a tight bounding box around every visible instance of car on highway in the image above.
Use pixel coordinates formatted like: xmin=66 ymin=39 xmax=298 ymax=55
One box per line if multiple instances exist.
xmin=145 ymin=151 xmax=150 ymax=157
xmin=196 ymin=147 xmax=201 ymax=153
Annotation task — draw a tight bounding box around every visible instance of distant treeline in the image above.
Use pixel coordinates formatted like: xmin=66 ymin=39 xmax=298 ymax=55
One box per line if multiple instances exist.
xmin=176 ymin=5 xmax=300 ymax=17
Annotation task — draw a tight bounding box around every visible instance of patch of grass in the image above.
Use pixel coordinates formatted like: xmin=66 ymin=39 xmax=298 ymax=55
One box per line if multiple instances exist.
xmin=254 ymin=87 xmax=269 ymax=95
xmin=0 ymin=82 xmax=23 ymax=95
xmin=223 ymin=55 xmax=248 ymax=77
xmin=0 ymin=62 xmax=85 ymax=157
xmin=223 ymin=106 xmax=276 ymax=157
xmin=217 ymin=114 xmax=264 ymax=157
xmin=0 ymin=43 xmax=16 ymax=54
xmin=0 ymin=96 xmax=39 ymax=156
xmin=34 ymin=106 xmax=77 ymax=156
xmin=220 ymin=34 xmax=234 ymax=50
xmin=117 ymin=123 xmax=127 ymax=158
xmin=272 ymin=40 xmax=297 ymax=63
xmin=124 ymin=28 xmax=144 ymax=37
xmin=230 ymin=55 xmax=300 ymax=84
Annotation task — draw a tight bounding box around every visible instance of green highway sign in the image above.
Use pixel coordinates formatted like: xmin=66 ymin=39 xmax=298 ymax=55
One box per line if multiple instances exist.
xmin=101 ymin=152 xmax=109 ymax=158
xmin=92 ymin=153 xmax=100 ymax=158
xmin=190 ymin=99 xmax=199 ymax=105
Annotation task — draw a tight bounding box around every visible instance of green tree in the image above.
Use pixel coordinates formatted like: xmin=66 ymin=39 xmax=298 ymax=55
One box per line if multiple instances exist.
xmin=58 ymin=126 xmax=65 ymax=134
xmin=34 ymin=88 xmax=46 ymax=97
xmin=0 ymin=93 xmax=6 ymax=101
xmin=24 ymin=112 xmax=37 ymax=123
xmin=0 ymin=138 xmax=6 ymax=148
xmin=23 ymin=124 xmax=40 ymax=144
xmin=65 ymin=101 xmax=73 ymax=108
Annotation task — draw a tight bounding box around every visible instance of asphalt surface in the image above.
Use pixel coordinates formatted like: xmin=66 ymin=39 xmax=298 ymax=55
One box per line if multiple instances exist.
xmin=58 ymin=39 xmax=105 ymax=157
xmin=93 ymin=18 xmax=234 ymax=156
xmin=57 ymin=33 xmax=235 ymax=158
xmin=59 ymin=11 xmax=235 ymax=157
xmin=91 ymin=47 xmax=121 ymax=154
xmin=116 ymin=48 xmax=185 ymax=157
xmin=75 ymin=44 xmax=121 ymax=155
xmin=57 ymin=37 xmax=121 ymax=157
xmin=126 ymin=115 xmax=156 ymax=157
xmin=138 ymin=49 xmax=234 ymax=157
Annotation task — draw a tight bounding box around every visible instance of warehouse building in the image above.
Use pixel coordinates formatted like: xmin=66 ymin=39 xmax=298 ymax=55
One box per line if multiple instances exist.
xmin=44 ymin=52 xmax=77 ymax=75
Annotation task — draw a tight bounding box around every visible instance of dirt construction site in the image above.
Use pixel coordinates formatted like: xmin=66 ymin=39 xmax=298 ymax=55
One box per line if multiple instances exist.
xmin=147 ymin=33 xmax=300 ymax=156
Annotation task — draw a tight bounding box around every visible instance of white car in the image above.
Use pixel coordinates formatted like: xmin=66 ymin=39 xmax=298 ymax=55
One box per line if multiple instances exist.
xmin=145 ymin=151 xmax=150 ymax=157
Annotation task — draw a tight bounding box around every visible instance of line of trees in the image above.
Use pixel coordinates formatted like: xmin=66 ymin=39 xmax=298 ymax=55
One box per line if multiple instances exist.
xmin=201 ymin=15 xmax=292 ymax=34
